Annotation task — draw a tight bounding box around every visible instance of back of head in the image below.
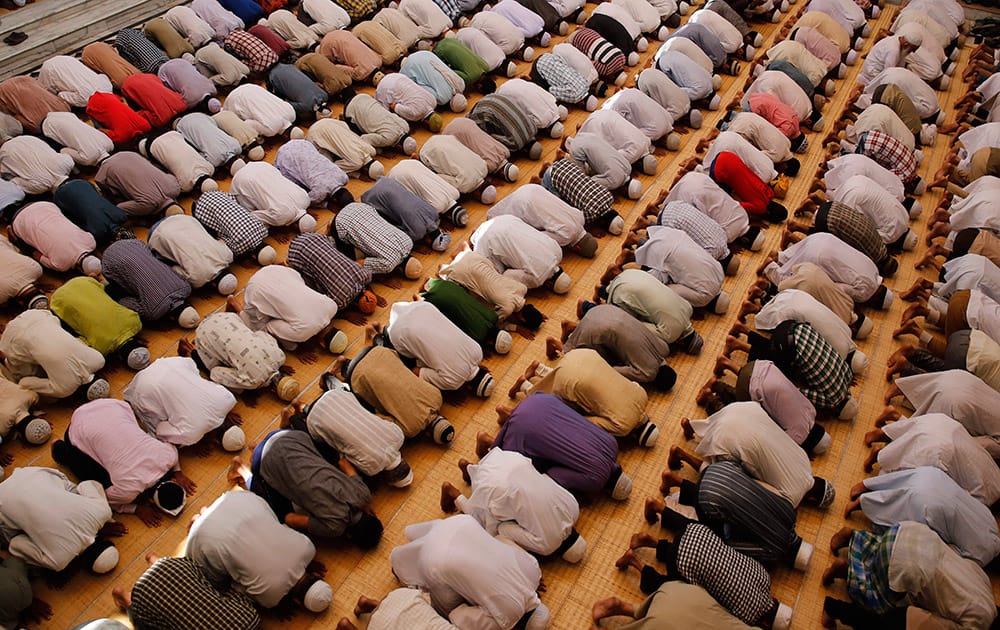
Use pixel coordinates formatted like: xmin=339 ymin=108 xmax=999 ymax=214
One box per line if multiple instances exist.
xmin=348 ymin=512 xmax=383 ymax=550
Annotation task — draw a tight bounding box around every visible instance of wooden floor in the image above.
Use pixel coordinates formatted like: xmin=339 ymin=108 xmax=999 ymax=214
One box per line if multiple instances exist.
xmin=3 ymin=2 xmax=995 ymax=628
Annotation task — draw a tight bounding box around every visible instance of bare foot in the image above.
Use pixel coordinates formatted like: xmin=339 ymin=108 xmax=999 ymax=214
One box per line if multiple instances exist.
xmin=680 ymin=417 xmax=694 ymax=441
xmin=696 ymin=380 xmax=716 ymax=406
xmin=227 ymin=457 xmax=246 ymax=488
xmin=615 ymin=549 xmax=640 ymax=571
xmin=591 ymin=597 xmax=634 ymax=624
xmin=337 ymin=619 xmax=359 ymax=630
xmin=476 ymin=431 xmax=494 ymax=459
xmin=354 ymin=595 xmax=380 ymax=616
xmin=660 ymin=470 xmax=683 ymax=495
xmin=545 ymin=336 xmax=561 ymax=360
xmin=829 ymin=526 xmax=853 ymax=554
xmin=507 ymin=376 xmax=526 ymax=399
xmin=630 ymin=531 xmax=658 ymax=549
xmin=112 ymin=587 xmax=130 ymax=612
xmin=863 ymin=444 xmax=882 ymax=472
xmin=644 ymin=497 xmax=664 ymax=524
xmin=901 ymin=303 xmax=929 ymax=323
xmin=874 ymin=405 xmax=900 ymax=427
xmin=458 ymin=458 xmax=472 ymax=484
xmin=496 ymin=405 xmax=512 ymax=425
xmin=822 ymin=559 xmax=847 ymax=586
xmin=667 ymin=445 xmax=683 ymax=470
xmin=440 ymin=481 xmax=462 ymax=512
xmin=848 ymin=481 xmax=866 ymax=500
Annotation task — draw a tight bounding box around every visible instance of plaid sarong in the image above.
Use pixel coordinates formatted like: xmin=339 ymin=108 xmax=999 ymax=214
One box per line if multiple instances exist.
xmin=814 ymin=200 xmax=889 ymax=269
xmin=847 ymin=525 xmax=902 ymax=615
xmin=856 ymin=130 xmax=918 ymax=184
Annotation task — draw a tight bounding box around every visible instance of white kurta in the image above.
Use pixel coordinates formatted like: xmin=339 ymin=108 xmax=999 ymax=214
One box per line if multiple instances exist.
xmin=847 ymin=104 xmax=915 ymax=151
xmin=387 ymin=160 xmax=461 ymax=214
xmin=744 ymin=70 xmax=812 ymax=120
xmin=146 ymin=131 xmax=215 ymax=193
xmin=937 ymin=255 xmax=1000 ymax=305
xmin=824 ymin=153 xmax=905 ymax=201
xmin=700 ymin=130 xmax=777 ymax=182
xmin=0 ymin=467 xmax=112 ymax=571
xmin=470 ymin=215 xmax=563 ymax=289
xmin=419 ymin=135 xmax=489 ymax=195
xmin=241 ymin=265 xmax=338 ymax=344
xmin=303 ymin=0 xmax=351 ymax=34
xmin=666 ymin=171 xmax=749 ymax=242
xmin=634 ymin=226 xmax=724 ymax=308
xmin=223 ymin=84 xmax=297 ymax=137
xmin=858 ymin=36 xmax=903 ymax=86
xmin=688 ymin=8 xmax=742 ymax=53
xmin=770 ymin=232 xmax=882 ymax=302
xmin=496 ymin=78 xmax=561 ymax=131
xmin=164 ymin=5 xmax=216 ymax=47
xmin=896 ymin=370 xmax=1000 ymax=453
xmin=41 ymin=112 xmax=113 ymax=167
xmin=966 ymin=290 xmax=1000 ymax=346
xmin=861 ymin=67 xmax=940 ymax=120
xmin=943 ymin=190 xmax=1000 ymax=250
xmin=724 ymin=112 xmax=793 ymax=163
xmin=486 ymin=183 xmax=585 ymax=247
xmin=230 ymin=161 xmax=310 ymax=228
xmin=468 ymin=11 xmax=525 ymax=56
xmin=38 ymin=56 xmax=113 ymax=108
xmin=388 ymin=300 xmax=483 ymax=391
xmin=578 ymin=108 xmax=652 ymax=164
xmin=148 ymin=214 xmax=235 ymax=288
xmin=552 ymin=43 xmax=599 ymax=86
xmin=458 ymin=448 xmax=579 ymax=556
xmin=186 ymin=490 xmax=316 ymax=608
xmin=306 ymin=389 xmax=406 ymax=477
xmin=0 ymin=136 xmax=74 ymax=195
xmin=691 ymin=401 xmax=815 ymax=506
xmin=456 ymin=27 xmax=508 ymax=72
xmin=368 ymin=589 xmax=458 ymax=630
xmin=602 ymin=88 xmax=674 ymax=142
xmin=123 ymin=356 xmax=236 ymax=447
xmin=636 ymin=67 xmax=691 ymax=122
xmin=753 ymin=289 xmax=856 ymax=358
xmin=390 ymin=515 xmax=543 ymax=629
xmin=397 ymin=0 xmax=451 ymax=39
xmin=881 ymin=413 xmax=1000 ymax=506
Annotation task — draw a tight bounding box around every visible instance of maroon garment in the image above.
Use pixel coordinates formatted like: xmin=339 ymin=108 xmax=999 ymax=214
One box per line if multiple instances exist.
xmin=121 ymin=74 xmax=188 ymax=128
xmin=249 ymin=24 xmax=292 ymax=58
xmin=86 ymin=92 xmax=152 ymax=144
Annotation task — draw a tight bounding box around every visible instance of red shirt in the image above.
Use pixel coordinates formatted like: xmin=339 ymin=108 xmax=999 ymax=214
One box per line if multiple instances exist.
xmin=86 ymin=92 xmax=152 ymax=144
xmin=122 ymin=73 xmax=187 ymax=128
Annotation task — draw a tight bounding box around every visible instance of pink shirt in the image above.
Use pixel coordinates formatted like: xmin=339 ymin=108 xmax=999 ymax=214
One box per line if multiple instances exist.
xmin=67 ymin=399 xmax=179 ymax=513
xmin=11 ymin=202 xmax=96 ymax=272
xmin=749 ymin=360 xmax=816 ymax=445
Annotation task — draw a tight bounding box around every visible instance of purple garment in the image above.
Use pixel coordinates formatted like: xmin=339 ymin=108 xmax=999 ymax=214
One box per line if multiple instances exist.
xmin=157 ymin=59 xmax=217 ymax=108
xmin=101 ymin=239 xmax=192 ymax=321
xmin=493 ymin=393 xmax=620 ymax=496
xmin=275 ymin=140 xmax=349 ymax=206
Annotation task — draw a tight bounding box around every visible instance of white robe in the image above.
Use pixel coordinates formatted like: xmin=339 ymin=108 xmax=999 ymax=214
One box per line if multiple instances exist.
xmin=230 ymin=162 xmax=310 ymax=228
xmin=388 ymin=301 xmax=482 ymax=391
xmin=824 ymin=153 xmax=905 ymax=201
xmin=387 ymin=160 xmax=461 ymax=214
xmin=635 ymin=226 xmax=724 ymax=308
xmin=470 ymin=215 xmax=563 ymax=289
xmin=147 ymin=214 xmax=235 ymax=288
xmin=389 ymin=515 xmax=543 ymax=629
xmin=700 ymin=130 xmax=777 ymax=182
xmin=486 ymin=183 xmax=585 ymax=247
xmin=830 ymin=174 xmax=910 ymax=244
xmin=223 ymin=84 xmax=297 ymax=137
xmin=578 ymin=108 xmax=652 ymax=164
xmin=458 ymin=448 xmax=579 ymax=556
xmin=754 ymin=289 xmax=856 ymax=359
xmin=666 ymin=171 xmax=749 ymax=242
xmin=123 ymin=356 xmax=236 ymax=447
xmin=40 ymin=112 xmax=113 ymax=167
xmin=937 ymin=255 xmax=1000 ymax=305
xmin=770 ymin=233 xmax=882 ymax=302
xmin=241 ymin=265 xmax=338 ymax=344
xmin=896 ymin=370 xmax=1000 ymax=456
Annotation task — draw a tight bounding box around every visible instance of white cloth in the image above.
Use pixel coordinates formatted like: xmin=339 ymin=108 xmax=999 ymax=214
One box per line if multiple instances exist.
xmin=666 ymin=171 xmax=749 ymax=242
xmin=470 ymin=214 xmax=563 ymax=289
xmin=824 ymin=153 xmax=905 ymax=201
xmin=0 ymin=135 xmax=74 ymax=195
xmin=306 ymin=389 xmax=406 ymax=476
xmin=307 ymin=118 xmax=379 ymax=174
xmin=458 ymin=448 xmax=579 ymax=557
xmin=456 ymin=28 xmax=508 ymax=72
xmin=859 ymin=37 xmax=903 ymax=86
xmin=164 ymin=5 xmax=216 ymax=47
xmin=368 ymin=589 xmax=458 ymax=629
xmin=302 ymin=0 xmax=351 ymax=34
xmin=829 ymin=175 xmax=910 ymax=244
xmin=766 ymin=40 xmax=829 ymax=87
xmin=223 ymin=84 xmax=296 ymax=137
xmin=771 ymin=233 xmax=882 ymax=302
xmin=38 ymin=56 xmax=113 ymax=108
xmin=123 ymin=356 xmax=236 ymax=447
xmin=146 ymin=131 xmax=215 ymax=193
xmin=398 ymin=0 xmax=451 ymax=39
xmin=896 ymin=371 xmax=1000 ymax=450
xmin=578 ymin=108 xmax=652 ymax=164
xmin=688 ymin=8 xmax=742 ymax=53
xmin=744 ymin=70 xmax=812 ymax=120
xmin=724 ymin=112 xmax=793 ymax=163
xmin=486 ymin=183 xmax=585 ymax=247
xmin=754 ymin=289 xmax=856 ymax=358
xmin=264 ymin=9 xmax=320 ymax=49
xmin=186 ymin=490 xmax=316 ymax=608
xmin=634 ymin=225 xmax=724 ymax=308
xmin=148 ymin=214 xmax=234 ymax=288
xmin=636 ymin=67 xmax=691 ymax=122
xmin=40 ymin=112 xmax=113 ymax=167
xmin=468 ymin=11 xmax=525 ymax=56
xmin=496 ymin=78 xmax=561 ymax=130
xmin=552 ymin=43 xmax=599 ymax=86
xmin=808 ymin=0 xmax=864 ymax=32
xmin=593 ymin=3 xmax=643 ymax=40
xmin=390 ymin=515 xmax=543 ymax=629
xmin=419 ymin=135 xmax=489 ymax=194
xmin=943 ymin=190 xmax=1000 ymax=250
xmin=241 ymin=265 xmax=338 ymax=344
xmin=230 ymin=161 xmax=310 ymax=228
xmin=387 ymin=300 xmax=482 ymax=391
xmin=881 ymin=413 xmax=1000 ymax=506
xmin=862 ymin=67 xmax=940 ymax=120
xmin=700 ymin=130 xmax=777 ymax=182
xmin=387 ymin=159 xmax=460 ymax=214
xmin=601 ymin=88 xmax=674 ymax=142
xmin=658 ymin=36 xmax=713 ymax=74
xmin=966 ymin=289 xmax=1000 ymax=346
xmin=0 ymin=467 xmax=112 ymax=571
xmin=691 ymin=401 xmax=815 ymax=506
xmin=937 ymin=255 xmax=1000 ymax=305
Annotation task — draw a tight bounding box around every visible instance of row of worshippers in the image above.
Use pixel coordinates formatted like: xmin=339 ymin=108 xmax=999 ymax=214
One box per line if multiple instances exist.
xmin=783 ymin=3 xmax=1000 ymax=627
xmin=583 ymin=0 xmax=920 ymax=627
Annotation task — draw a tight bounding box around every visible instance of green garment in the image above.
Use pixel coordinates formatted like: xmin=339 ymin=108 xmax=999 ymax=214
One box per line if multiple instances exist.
xmin=50 ymin=277 xmax=142 ymax=356
xmin=433 ymin=38 xmax=489 ymax=87
xmin=420 ymin=278 xmax=497 ymax=344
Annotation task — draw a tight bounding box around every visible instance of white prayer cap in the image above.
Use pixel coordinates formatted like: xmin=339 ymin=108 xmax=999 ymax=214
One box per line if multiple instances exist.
xmin=773 ymin=603 xmax=793 ymax=630
xmin=637 ymin=422 xmax=659 ymax=447
xmin=86 ymin=377 xmax=110 ymax=401
xmin=290 ymin=127 xmax=306 ymax=139
xmin=855 ymin=315 xmax=873 ymax=340
xmin=404 ymin=256 xmax=422 ymax=279
xmin=814 ymin=432 xmax=832 ymax=454
xmin=794 ymin=541 xmax=813 ymax=571
xmin=850 ymin=351 xmax=868 ymax=375
xmin=525 ymin=603 xmax=550 ymax=630
xmin=920 ymin=124 xmax=937 ymax=146
xmin=561 ymin=534 xmax=587 ymax=563
xmin=494 ymin=330 xmax=513 ymax=354
xmin=608 ymin=214 xmax=625 ymax=235
xmin=128 ymin=347 xmax=151 ymax=370
xmin=713 ymin=291 xmax=730 ymax=315
xmin=91 ymin=545 xmax=119 ymax=574
xmin=430 ymin=417 xmax=454 ymax=444
xmin=222 ymin=426 xmax=246 ymax=452
xmin=450 ymin=93 xmax=468 ymax=112
xmin=24 ymin=418 xmax=52 ymax=445
xmin=903 ymin=230 xmax=918 ymax=251
xmin=556 ymin=104 xmax=568 ymax=121
xmin=276 ymin=376 xmax=300 ymax=401
xmin=611 ymin=470 xmax=632 ymax=500
xmin=178 ymin=306 xmax=200 ymax=329
xmin=552 ymin=271 xmax=572 ymax=294
xmin=257 ymin=245 xmax=277 ymax=266
xmin=81 ymin=255 xmax=102 ymax=276
xmin=199 ymin=178 xmax=219 ymax=193
xmin=248 ymin=146 xmax=266 ymax=161
xmin=304 ymin=580 xmax=333 ymax=612
xmin=367 ymin=161 xmax=385 ymax=179
xmin=298 ymin=214 xmax=317 ymax=233
xmin=838 ymin=397 xmax=859 ymax=421
xmin=228 ymin=158 xmax=247 ymax=177
xmin=217 ymin=273 xmax=238 ymax=295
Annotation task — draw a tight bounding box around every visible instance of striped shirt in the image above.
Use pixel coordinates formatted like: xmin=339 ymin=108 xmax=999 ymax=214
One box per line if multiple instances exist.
xmin=224 ymin=30 xmax=279 ymax=74
xmin=567 ymin=27 xmax=625 ymax=80
xmin=656 ymin=201 xmax=729 ymax=261
xmin=192 ymin=191 xmax=269 ymax=257
xmin=101 ymin=239 xmax=192 ymax=321
xmin=468 ymin=94 xmax=537 ymax=152
xmin=129 ymin=557 xmax=262 ymax=630
xmin=334 ymin=202 xmax=413 ymax=276
xmin=287 ymin=232 xmax=372 ymax=309
xmin=306 ymin=389 xmax=406 ymax=476
xmin=546 ymin=158 xmax=615 ymax=224
xmin=114 ymin=28 xmax=168 ymax=74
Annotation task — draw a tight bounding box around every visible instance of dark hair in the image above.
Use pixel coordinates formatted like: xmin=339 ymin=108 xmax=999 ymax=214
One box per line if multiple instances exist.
xmin=155 ymin=480 xmax=185 ymax=511
xmin=348 ymin=512 xmax=384 ymax=550
xmin=520 ymin=304 xmax=544 ymax=330
xmin=655 ymin=365 xmax=677 ymax=391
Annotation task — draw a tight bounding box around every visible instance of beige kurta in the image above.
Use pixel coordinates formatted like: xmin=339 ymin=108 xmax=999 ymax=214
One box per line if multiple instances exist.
xmin=0 ymin=377 xmax=38 ymax=439
xmin=621 ymin=582 xmax=752 ymax=630
xmin=776 ymin=262 xmax=856 ymax=324
xmin=533 ymin=348 xmax=648 ymax=436
xmin=348 ymin=346 xmax=443 ymax=438
xmin=0 ymin=236 xmax=42 ymax=305
xmin=438 ymin=250 xmax=527 ymax=320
